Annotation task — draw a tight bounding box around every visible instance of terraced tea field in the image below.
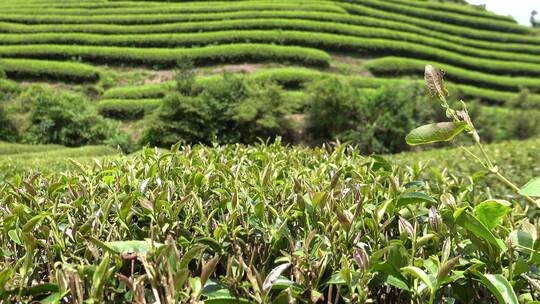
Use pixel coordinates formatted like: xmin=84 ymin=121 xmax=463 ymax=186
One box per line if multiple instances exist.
xmin=1 ymin=0 xmax=540 ymax=120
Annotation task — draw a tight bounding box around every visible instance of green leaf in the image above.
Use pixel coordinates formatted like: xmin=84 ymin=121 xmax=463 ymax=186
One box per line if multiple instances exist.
xmin=105 ymin=240 xmax=162 ymax=255
xmin=22 ymin=213 xmax=48 ymax=233
xmin=406 ymin=122 xmax=468 ymax=146
xmin=474 ymin=199 xmax=511 ymax=230
xmin=520 ymin=177 xmax=540 ymax=197
xmin=86 ymin=237 xmax=162 ymax=256
xmin=325 ymin=273 xmax=347 ymax=285
xmin=397 ymin=192 xmax=437 ymax=208
xmin=455 ymin=211 xmax=506 ymax=252
xmin=401 ymin=266 xmax=433 ymax=291
xmin=509 ymin=230 xmax=533 ymax=251
xmin=204 ymin=298 xmax=251 ymax=304
xmin=8 ymin=229 xmax=21 ymax=245
xmin=91 ymin=253 xmax=111 ymax=301
xmin=179 ymin=244 xmax=207 ymax=269
xmin=471 ymin=271 xmax=518 ymax=304
xmin=312 ymin=192 xmax=327 ymax=210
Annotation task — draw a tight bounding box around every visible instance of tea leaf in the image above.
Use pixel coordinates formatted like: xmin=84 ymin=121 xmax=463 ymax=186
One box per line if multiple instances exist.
xmin=471 ymin=271 xmax=518 ymax=304
xmin=520 ymin=177 xmax=540 ymax=197
xmin=474 ymin=199 xmax=511 ymax=230
xmin=455 ymin=211 xmax=506 ymax=251
xmin=397 ymin=192 xmax=437 ymax=208
xmin=406 ymin=122 xmax=468 ymax=146
xmin=401 ymin=266 xmax=433 ymax=291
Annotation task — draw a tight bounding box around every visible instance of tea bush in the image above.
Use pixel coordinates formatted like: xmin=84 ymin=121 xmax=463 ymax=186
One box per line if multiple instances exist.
xmin=0 ymin=43 xmax=331 ymax=68
xmin=3 ymin=33 xmax=540 ymax=76
xmin=2 ymin=11 xmax=536 ymax=56
xmin=1 ymin=140 xmax=539 ymax=303
xmin=97 ymin=98 xmax=162 ymax=120
xmin=3 ymin=24 xmax=540 ymax=65
xmin=350 ymin=0 xmax=527 ymax=33
xmin=365 ymin=56 xmax=540 ymax=92
xmin=19 ymin=86 xmax=130 ymax=149
xmin=306 ymin=80 xmax=438 ymax=153
xmin=2 ymin=58 xmax=100 ymax=82
xmin=340 ymin=2 xmax=540 ymax=45
xmin=141 ymin=73 xmax=297 ymax=146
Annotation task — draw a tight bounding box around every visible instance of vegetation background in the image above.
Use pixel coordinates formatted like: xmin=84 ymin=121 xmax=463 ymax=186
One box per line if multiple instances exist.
xmin=0 ymin=0 xmax=540 ymax=303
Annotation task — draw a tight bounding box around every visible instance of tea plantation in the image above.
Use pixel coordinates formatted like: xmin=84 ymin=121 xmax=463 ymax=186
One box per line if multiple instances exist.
xmin=1 ymin=0 xmax=540 ymax=303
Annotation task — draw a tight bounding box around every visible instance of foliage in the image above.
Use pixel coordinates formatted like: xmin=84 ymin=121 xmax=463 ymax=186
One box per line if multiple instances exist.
xmin=306 ymin=79 xmax=438 ymax=153
xmin=140 ymin=92 xmax=213 ymax=147
xmin=339 ymin=2 xmax=540 ymax=45
xmin=19 ymin=86 xmax=130 ymax=149
xmin=0 ymin=105 xmax=18 ymax=141
xmin=0 ymin=142 xmax=118 ymax=180
xmin=1 ymin=139 xmax=540 ymax=303
xmin=2 ymin=32 xmax=540 ymax=78
xmin=348 ymin=0 xmax=527 ymax=33
xmin=141 ymin=73 xmax=297 ymax=147
xmin=365 ymin=56 xmax=540 ymax=92
xmin=97 ymin=98 xmax=161 ymax=120
xmin=0 ymin=43 xmax=331 ymax=68
xmin=102 ymin=68 xmax=540 ymax=111
xmin=1 ymin=58 xmax=100 ymax=83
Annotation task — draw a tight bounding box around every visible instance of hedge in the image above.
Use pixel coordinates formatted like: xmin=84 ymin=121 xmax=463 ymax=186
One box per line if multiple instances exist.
xmin=0 ymin=2 xmax=346 ymax=16
xmin=384 ymin=0 xmax=514 ymax=22
xmin=97 ymin=99 xmax=162 ymax=120
xmin=2 ymin=25 xmax=539 ymax=66
xmin=1 ymin=11 xmax=538 ymax=56
xmin=0 ymin=78 xmax=20 ymax=95
xmin=1 ymin=58 xmax=100 ymax=82
xmin=0 ymin=32 xmax=539 ymax=77
xmin=343 ymin=0 xmax=528 ymax=34
xmin=103 ymin=82 xmax=175 ymax=99
xmin=365 ymin=57 xmax=540 ymax=93
xmin=0 ymin=43 xmax=331 ymax=68
xmin=102 ymin=67 xmax=540 ymax=109
xmin=339 ymin=2 xmax=540 ymax=46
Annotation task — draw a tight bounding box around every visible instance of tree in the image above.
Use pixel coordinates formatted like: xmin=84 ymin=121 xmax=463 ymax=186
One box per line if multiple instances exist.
xmin=531 ymin=10 xmax=539 ymax=28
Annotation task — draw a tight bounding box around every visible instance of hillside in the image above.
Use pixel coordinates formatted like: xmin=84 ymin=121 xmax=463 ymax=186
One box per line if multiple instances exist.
xmin=1 ymin=0 xmax=540 ymax=147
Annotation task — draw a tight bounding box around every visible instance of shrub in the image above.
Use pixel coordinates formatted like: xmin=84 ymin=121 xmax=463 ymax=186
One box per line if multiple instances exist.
xmin=0 ymin=105 xmax=18 ymax=141
xmin=0 ymin=43 xmax=331 ymax=68
xmin=340 ymin=2 xmax=540 ymax=45
xmin=141 ymin=73 xmax=297 ymax=146
xmin=352 ymin=0 xmax=528 ymax=33
xmin=3 ymin=23 xmax=540 ymax=66
xmin=139 ymin=93 xmax=213 ymax=147
xmin=19 ymin=86 xmax=130 ymax=149
xmin=469 ymin=104 xmax=540 ymax=142
xmin=306 ymin=79 xmax=438 ymax=153
xmin=97 ymin=99 xmax=161 ymax=120
xmin=2 ymin=58 xmax=99 ymax=83
xmin=2 ymin=32 xmax=539 ymax=76
xmin=365 ymin=56 xmax=540 ymax=92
